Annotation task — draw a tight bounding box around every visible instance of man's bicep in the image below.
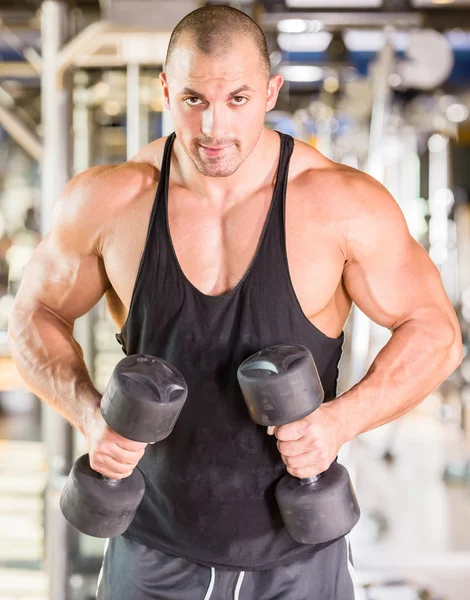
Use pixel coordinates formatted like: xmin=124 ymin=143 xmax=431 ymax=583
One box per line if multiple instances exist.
xmin=12 ymin=167 xmax=116 ymax=324
xmin=342 ymin=181 xmax=456 ymax=332
xmin=12 ymin=231 xmax=110 ymax=326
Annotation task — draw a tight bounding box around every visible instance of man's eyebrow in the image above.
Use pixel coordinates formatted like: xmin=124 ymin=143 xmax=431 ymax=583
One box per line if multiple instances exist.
xmin=179 ymin=85 xmax=256 ymax=98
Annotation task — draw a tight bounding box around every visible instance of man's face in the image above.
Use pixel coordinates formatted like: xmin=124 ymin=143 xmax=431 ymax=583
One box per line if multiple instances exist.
xmin=160 ymin=36 xmax=283 ymax=178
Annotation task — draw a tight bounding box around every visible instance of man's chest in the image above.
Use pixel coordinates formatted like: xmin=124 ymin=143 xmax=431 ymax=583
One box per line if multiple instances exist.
xmin=102 ymin=183 xmax=350 ymax=337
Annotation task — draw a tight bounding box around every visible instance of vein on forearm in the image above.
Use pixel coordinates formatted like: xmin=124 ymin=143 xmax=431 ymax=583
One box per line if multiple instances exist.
xmin=334 ymin=313 xmax=461 ymax=441
xmin=8 ymin=307 xmax=101 ymax=434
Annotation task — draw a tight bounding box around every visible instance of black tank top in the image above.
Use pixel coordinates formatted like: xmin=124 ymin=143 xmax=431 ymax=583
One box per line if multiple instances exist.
xmin=116 ymin=130 xmax=345 ymax=570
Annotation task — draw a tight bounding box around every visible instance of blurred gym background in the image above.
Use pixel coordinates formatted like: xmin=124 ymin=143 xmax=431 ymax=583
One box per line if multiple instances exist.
xmin=1 ymin=0 xmax=470 ymax=598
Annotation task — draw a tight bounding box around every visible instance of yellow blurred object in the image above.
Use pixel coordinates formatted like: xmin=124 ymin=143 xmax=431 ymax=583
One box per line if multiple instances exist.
xmin=150 ymin=97 xmax=165 ymax=112
xmin=0 ymin=357 xmax=24 ymax=391
xmin=324 ymin=77 xmax=340 ymax=94
xmin=307 ymin=136 xmax=317 ymax=147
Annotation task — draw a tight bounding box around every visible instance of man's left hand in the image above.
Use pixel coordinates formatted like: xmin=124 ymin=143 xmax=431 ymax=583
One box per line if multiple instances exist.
xmin=268 ymin=402 xmax=348 ymax=479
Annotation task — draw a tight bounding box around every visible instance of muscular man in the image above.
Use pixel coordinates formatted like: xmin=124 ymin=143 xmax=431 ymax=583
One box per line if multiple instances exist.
xmin=8 ymin=6 xmax=462 ymax=600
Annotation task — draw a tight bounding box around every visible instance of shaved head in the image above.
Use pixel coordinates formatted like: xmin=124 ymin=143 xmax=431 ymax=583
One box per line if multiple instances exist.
xmin=165 ymin=5 xmax=271 ymax=81
xmin=159 ymin=5 xmax=283 ymax=180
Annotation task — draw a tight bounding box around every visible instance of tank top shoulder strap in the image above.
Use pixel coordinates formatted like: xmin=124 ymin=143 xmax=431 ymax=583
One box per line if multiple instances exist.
xmin=252 ymin=130 xmax=295 ymax=261
xmin=134 ymin=131 xmax=175 ymax=269
xmin=115 ymin=133 xmax=176 ymax=351
xmin=152 ymin=131 xmax=176 ymax=222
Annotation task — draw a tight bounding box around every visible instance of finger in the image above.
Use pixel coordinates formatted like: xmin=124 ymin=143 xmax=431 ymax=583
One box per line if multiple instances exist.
xmin=91 ymin=454 xmax=138 ymax=476
xmin=113 ymin=436 xmax=148 ymax=452
xmin=275 ymin=421 xmax=306 ymax=442
xmin=277 ymin=439 xmax=316 ymax=457
xmin=107 ymin=444 xmax=146 ymax=465
xmin=97 ymin=467 xmax=134 ymax=481
xmin=267 ymin=426 xmax=276 ymax=436
xmin=281 ymin=452 xmax=316 ymax=469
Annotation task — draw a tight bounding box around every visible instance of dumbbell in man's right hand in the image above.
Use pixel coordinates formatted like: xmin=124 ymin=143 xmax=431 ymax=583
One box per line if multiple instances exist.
xmin=60 ymin=354 xmax=188 ymax=538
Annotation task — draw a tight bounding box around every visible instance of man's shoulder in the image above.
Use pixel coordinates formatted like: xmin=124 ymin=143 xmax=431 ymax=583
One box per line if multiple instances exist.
xmin=290 ymin=140 xmax=391 ymax=212
xmin=67 ymin=135 xmax=168 ymax=206
xmin=52 ymin=140 xmax=167 ymax=254
xmin=288 ymin=140 xmax=405 ymax=258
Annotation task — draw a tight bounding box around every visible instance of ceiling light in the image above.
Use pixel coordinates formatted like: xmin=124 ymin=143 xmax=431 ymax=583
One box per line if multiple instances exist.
xmin=286 ymin=0 xmax=381 ymax=7
xmin=278 ymin=19 xmax=307 ymax=33
xmin=343 ymin=30 xmax=408 ymax=52
xmin=277 ymin=32 xmax=332 ymax=53
xmin=279 ymin=65 xmax=324 ymax=83
xmin=277 ymin=19 xmax=323 ymax=34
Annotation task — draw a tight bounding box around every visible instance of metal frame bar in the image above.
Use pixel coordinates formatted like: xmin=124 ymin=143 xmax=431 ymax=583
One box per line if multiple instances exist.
xmin=57 ymin=20 xmax=115 ymax=81
xmin=126 ymin=63 xmax=141 ymax=160
xmin=0 ymin=62 xmax=37 ymax=78
xmin=348 ymin=35 xmax=396 ymax=390
xmin=262 ymin=11 xmax=423 ymax=30
xmin=40 ymin=2 xmax=74 ymax=599
xmin=0 ymin=104 xmax=42 ymax=161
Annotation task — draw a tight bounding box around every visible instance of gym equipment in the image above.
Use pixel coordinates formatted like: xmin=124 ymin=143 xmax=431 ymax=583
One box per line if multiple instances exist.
xmin=395 ymin=29 xmax=454 ymax=92
xmin=237 ymin=344 xmax=360 ymax=544
xmin=60 ymin=354 xmax=188 ymax=538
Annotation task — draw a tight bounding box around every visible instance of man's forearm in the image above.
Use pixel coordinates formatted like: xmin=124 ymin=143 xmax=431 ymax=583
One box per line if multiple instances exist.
xmin=330 ymin=313 xmax=462 ymax=443
xmin=8 ymin=306 xmax=101 ymax=436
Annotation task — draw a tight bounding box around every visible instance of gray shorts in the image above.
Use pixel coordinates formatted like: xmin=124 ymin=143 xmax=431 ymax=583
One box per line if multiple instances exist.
xmin=96 ymin=535 xmax=357 ymax=600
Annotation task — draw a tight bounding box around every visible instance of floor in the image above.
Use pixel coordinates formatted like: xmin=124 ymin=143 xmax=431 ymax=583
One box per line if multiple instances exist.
xmin=1 ymin=391 xmax=470 ymax=599
xmin=349 ymin=396 xmax=470 ymax=600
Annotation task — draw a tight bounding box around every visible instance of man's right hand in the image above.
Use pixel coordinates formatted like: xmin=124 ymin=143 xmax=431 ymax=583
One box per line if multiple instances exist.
xmin=85 ymin=406 xmax=147 ymax=480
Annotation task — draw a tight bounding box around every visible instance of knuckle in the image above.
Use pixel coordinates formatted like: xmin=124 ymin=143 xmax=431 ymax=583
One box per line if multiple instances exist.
xmin=310 ymin=439 xmax=322 ymax=451
xmin=310 ymin=439 xmax=320 ymax=450
xmin=130 ymin=441 xmax=146 ymax=451
xmin=89 ymin=456 xmax=100 ymax=471
xmin=113 ymin=470 xmax=132 ymax=480
xmin=303 ymin=424 xmax=313 ymax=438
xmin=276 ymin=426 xmax=289 ymax=441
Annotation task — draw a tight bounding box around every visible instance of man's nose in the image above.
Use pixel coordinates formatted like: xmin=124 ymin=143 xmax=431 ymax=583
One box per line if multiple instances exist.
xmin=201 ymin=104 xmax=230 ymax=140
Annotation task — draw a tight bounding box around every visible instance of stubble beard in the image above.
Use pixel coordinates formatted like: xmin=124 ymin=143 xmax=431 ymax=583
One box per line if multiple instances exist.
xmin=190 ymin=144 xmax=243 ymax=178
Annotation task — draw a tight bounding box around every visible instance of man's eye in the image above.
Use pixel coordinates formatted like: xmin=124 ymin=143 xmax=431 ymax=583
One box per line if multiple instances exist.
xmin=232 ymin=97 xmax=248 ymax=105
xmin=185 ymin=97 xmax=203 ymax=106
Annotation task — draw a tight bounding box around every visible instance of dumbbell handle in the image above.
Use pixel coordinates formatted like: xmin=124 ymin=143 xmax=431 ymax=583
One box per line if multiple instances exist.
xmin=270 ymin=425 xmax=321 ymax=485
xmin=299 ymin=475 xmax=320 ymax=484
xmin=101 ymin=475 xmax=121 ymax=485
